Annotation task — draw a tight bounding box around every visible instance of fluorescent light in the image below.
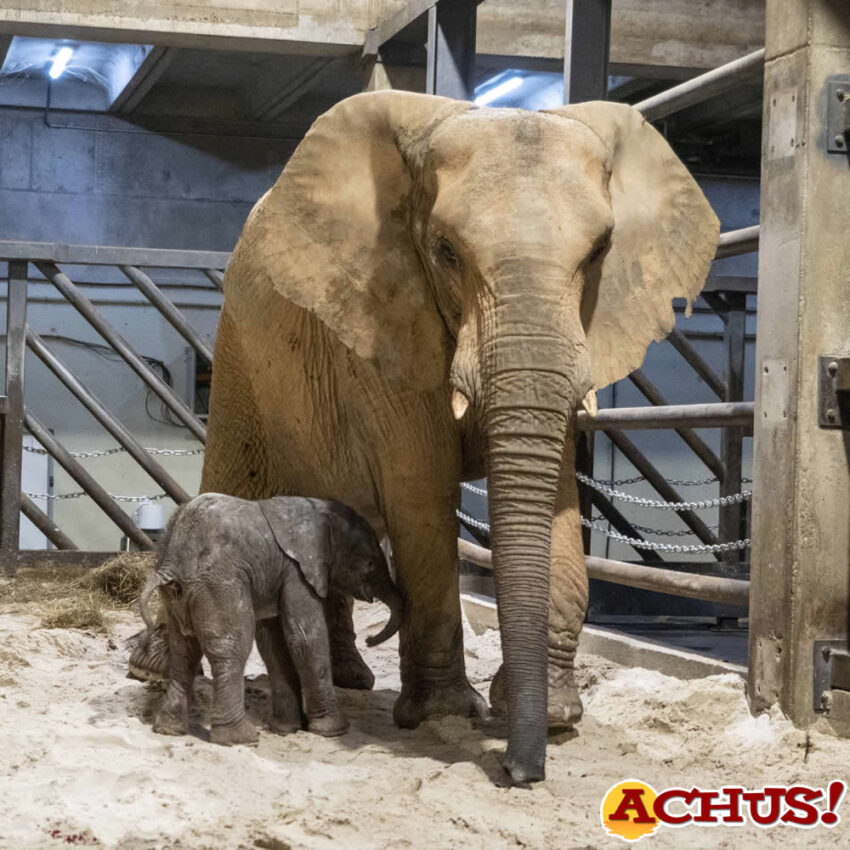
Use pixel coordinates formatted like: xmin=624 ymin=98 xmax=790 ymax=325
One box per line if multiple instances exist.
xmin=48 ymin=46 xmax=74 ymax=80
xmin=474 ymin=75 xmax=523 ymax=106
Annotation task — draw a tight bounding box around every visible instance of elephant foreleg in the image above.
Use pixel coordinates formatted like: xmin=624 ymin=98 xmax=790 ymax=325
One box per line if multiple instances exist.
xmin=325 ymin=592 xmax=375 ymax=690
xmin=386 ymin=494 xmax=488 ymax=729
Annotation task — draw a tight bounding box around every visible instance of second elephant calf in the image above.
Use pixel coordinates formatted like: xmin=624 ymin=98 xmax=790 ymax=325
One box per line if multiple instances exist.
xmin=140 ymin=493 xmax=402 ymax=745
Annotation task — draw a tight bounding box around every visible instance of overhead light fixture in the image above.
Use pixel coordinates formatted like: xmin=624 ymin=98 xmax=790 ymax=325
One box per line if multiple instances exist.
xmin=474 ymin=75 xmax=523 ymax=106
xmin=48 ymin=46 xmax=74 ymax=80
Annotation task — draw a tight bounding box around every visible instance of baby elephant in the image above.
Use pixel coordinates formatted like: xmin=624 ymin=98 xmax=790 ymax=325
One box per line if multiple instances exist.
xmin=139 ymin=493 xmax=402 ymax=746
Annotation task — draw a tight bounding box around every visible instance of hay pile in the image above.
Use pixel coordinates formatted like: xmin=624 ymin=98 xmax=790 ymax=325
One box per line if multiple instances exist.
xmin=0 ymin=551 xmax=155 ymax=633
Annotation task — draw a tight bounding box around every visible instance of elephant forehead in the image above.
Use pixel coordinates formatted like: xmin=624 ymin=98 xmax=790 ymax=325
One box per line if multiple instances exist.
xmin=429 ymin=108 xmax=606 ymax=175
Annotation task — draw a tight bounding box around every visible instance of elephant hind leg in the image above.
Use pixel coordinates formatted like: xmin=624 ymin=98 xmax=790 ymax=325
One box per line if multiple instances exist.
xmin=255 ymin=618 xmax=304 ymax=734
xmin=201 ymin=307 xmax=273 ymax=500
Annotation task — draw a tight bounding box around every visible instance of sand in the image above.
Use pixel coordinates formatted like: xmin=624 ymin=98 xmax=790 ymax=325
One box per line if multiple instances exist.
xmin=1 ymin=587 xmax=849 ymax=849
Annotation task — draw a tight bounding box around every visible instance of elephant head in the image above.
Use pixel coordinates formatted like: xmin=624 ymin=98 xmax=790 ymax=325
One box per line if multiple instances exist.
xmin=238 ymin=92 xmax=719 ymax=781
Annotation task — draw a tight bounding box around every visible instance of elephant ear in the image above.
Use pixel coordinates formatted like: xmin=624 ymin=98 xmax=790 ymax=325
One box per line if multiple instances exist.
xmin=259 ymin=499 xmax=333 ymax=599
xmin=545 ymin=101 xmax=720 ymax=390
xmin=237 ymin=90 xmax=473 ymax=391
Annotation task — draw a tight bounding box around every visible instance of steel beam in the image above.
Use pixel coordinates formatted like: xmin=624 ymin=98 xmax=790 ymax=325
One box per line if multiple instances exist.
xmin=578 ymin=401 xmax=754 ymax=431
xmin=426 ymin=0 xmax=477 ymax=99
xmin=204 ymin=269 xmax=225 ymax=291
xmin=0 ymin=240 xmax=229 ymax=270
xmin=23 ymin=410 xmax=153 ymax=550
xmin=747 ymin=1 xmax=850 ymax=734
xmin=120 ymin=265 xmax=214 ymax=363
xmin=667 ymin=327 xmax=727 ymax=399
xmin=457 ymin=540 xmax=749 ymax=607
xmin=1 ymin=261 xmax=27 ymax=576
xmin=715 ymin=226 xmax=760 ymax=258
xmin=26 ymin=328 xmax=191 ymax=505
xmin=635 ymin=48 xmax=765 ymax=122
xmin=36 ymin=262 xmax=207 ymax=443
xmin=563 ymin=0 xmax=611 ymax=103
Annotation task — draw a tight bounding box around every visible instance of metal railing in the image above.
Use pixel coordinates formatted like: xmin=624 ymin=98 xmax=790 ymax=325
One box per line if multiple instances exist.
xmin=0 ymin=241 xmax=226 ymax=574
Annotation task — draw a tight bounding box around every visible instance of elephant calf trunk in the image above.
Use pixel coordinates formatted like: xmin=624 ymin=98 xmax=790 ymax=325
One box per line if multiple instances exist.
xmin=366 ymin=588 xmax=404 ymax=647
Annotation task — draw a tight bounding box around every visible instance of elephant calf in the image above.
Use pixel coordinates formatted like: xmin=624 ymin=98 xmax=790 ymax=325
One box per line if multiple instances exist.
xmin=139 ymin=493 xmax=402 ymax=746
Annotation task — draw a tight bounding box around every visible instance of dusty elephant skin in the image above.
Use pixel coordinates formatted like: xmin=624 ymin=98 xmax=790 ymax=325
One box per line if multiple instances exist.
xmin=139 ymin=493 xmax=403 ymax=745
xmin=200 ymin=92 xmax=720 ymax=783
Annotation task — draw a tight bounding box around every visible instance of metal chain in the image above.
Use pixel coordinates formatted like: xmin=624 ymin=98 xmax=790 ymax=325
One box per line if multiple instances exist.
xmin=575 ymin=472 xmax=751 ymax=510
xmin=460 ymin=482 xmax=488 ymax=496
xmin=580 ymin=517 xmax=750 ymax=554
xmin=629 ymin=519 xmax=719 ymax=536
xmin=25 ymin=490 xmax=169 ymax=503
xmin=23 ymin=445 xmax=204 ymax=458
xmin=457 ymin=509 xmax=490 ymax=532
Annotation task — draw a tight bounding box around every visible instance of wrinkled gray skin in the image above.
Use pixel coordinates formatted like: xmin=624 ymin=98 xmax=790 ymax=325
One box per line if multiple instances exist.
xmin=140 ymin=493 xmax=403 ymax=745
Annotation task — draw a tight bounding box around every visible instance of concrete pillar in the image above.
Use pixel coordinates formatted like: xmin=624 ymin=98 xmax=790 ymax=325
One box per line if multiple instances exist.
xmin=748 ymin=0 xmax=850 ymax=733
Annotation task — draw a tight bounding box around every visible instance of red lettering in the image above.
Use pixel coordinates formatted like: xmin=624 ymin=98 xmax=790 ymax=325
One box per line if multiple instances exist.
xmin=653 ymin=789 xmax=696 ymax=825
xmin=608 ymin=789 xmax=658 ymax=824
xmin=692 ymin=787 xmax=745 ymax=824
xmin=743 ymin=787 xmax=785 ymax=826
xmin=782 ymin=786 xmax=822 ymax=826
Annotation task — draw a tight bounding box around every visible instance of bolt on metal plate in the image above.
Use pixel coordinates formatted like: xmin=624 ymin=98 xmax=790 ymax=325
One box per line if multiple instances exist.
xmin=817 ymin=356 xmax=850 ymax=429
xmin=826 ymin=77 xmax=850 ymax=153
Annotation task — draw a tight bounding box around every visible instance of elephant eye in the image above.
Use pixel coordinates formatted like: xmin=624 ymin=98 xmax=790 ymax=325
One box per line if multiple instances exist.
xmin=435 ymin=236 xmax=461 ymax=271
xmin=587 ymin=231 xmax=612 ymax=265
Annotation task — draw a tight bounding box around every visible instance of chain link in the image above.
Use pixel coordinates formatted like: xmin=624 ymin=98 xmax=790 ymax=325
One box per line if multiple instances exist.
xmin=575 ymin=472 xmax=750 ymax=510
xmin=23 ymin=444 xmax=204 ymax=458
xmin=460 ymin=482 xmax=488 ymax=496
xmin=457 ymin=509 xmax=490 ymax=532
xmin=580 ymin=517 xmax=750 ymax=554
xmin=25 ymin=490 xmax=169 ymax=503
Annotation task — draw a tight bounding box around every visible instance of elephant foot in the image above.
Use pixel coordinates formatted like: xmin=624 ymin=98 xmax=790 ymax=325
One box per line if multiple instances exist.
xmin=210 ymin=717 xmax=259 ymax=747
xmin=394 ymin=675 xmax=489 ymax=729
xmin=331 ymin=645 xmax=375 ymax=691
xmin=127 ymin=625 xmax=170 ymax=682
xmin=153 ymin=705 xmax=188 ymax=737
xmin=308 ymin=711 xmax=350 ymax=738
xmin=269 ymin=715 xmax=303 ymax=735
xmin=489 ymin=665 xmax=583 ymax=730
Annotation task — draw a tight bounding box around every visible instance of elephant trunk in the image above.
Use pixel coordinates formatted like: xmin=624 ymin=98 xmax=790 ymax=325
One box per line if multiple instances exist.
xmin=366 ymin=584 xmax=404 ymax=647
xmin=480 ymin=284 xmax=587 ymax=784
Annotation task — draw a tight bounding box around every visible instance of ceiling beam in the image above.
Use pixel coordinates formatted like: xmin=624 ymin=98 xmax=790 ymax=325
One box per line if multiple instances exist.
xmin=108 ymin=46 xmax=176 ymax=114
xmin=248 ymin=57 xmax=335 ymax=121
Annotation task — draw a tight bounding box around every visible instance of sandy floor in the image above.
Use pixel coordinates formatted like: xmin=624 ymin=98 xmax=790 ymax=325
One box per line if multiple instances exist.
xmin=1 ymin=584 xmax=849 ymax=849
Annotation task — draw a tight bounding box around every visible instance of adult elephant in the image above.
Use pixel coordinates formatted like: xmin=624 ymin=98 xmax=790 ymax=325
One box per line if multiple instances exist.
xmin=201 ymin=91 xmax=719 ymax=783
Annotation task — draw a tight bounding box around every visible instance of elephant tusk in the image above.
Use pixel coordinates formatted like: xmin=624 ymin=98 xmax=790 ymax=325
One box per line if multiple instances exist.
xmin=581 ymin=388 xmax=598 ymax=418
xmin=451 ymin=388 xmax=470 ymax=421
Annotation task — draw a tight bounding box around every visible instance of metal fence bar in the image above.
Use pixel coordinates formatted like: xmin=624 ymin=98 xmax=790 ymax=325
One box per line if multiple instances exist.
xmin=719 ymin=292 xmax=748 ymax=564
xmin=628 ymin=369 xmax=724 ymax=479
xmin=120 ymin=265 xmax=214 ymax=363
xmin=456 ymin=539 xmax=749 ymax=607
xmin=26 ymin=328 xmax=191 ymax=505
xmin=715 ymin=226 xmax=760 ymax=258
xmin=635 ymin=48 xmax=765 ymax=122
xmin=20 ymin=494 xmax=78 ymax=550
xmin=204 ymin=269 xmax=224 ymax=291
xmin=1 ymin=260 xmax=28 ymax=576
xmin=578 ymin=401 xmax=753 ymax=431
xmin=667 ymin=327 xmax=727 ymax=399
xmin=36 ymin=261 xmax=207 ymax=443
xmin=0 ymin=240 xmax=230 ymax=269
xmin=23 ymin=409 xmax=154 ymax=550
xmin=605 ymin=428 xmax=722 ymax=555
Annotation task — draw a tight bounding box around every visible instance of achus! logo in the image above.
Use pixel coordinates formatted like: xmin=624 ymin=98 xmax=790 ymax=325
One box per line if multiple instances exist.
xmin=601 ymin=778 xmax=846 ymax=842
